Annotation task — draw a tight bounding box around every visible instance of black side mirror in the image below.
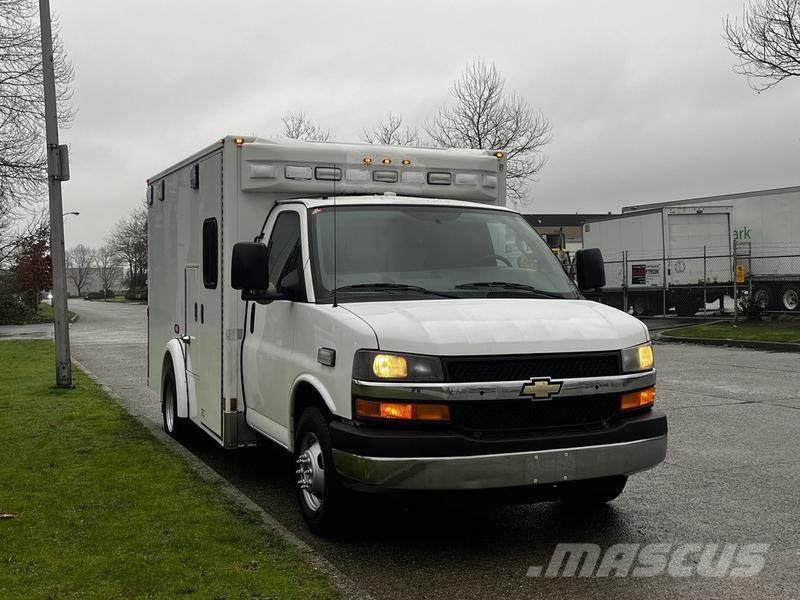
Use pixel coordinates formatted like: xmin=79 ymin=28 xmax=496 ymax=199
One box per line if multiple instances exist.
xmin=278 ymin=268 xmax=306 ymax=302
xmin=575 ymin=248 xmax=606 ymax=291
xmin=231 ymin=242 xmax=268 ymax=291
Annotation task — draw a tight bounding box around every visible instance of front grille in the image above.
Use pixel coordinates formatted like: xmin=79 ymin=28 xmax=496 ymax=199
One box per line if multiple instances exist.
xmin=443 ymin=352 xmax=621 ymax=383
xmin=450 ymin=394 xmax=620 ymax=435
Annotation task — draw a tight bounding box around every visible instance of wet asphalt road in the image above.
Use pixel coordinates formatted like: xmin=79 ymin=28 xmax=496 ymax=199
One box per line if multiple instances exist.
xmin=66 ymin=299 xmax=800 ymax=600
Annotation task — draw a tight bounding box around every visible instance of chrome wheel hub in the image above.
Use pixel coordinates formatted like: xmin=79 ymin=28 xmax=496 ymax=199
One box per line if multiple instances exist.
xmin=297 ymin=433 xmax=325 ymax=512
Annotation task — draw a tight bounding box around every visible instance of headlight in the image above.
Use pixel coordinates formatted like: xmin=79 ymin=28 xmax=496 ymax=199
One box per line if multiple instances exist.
xmin=353 ymin=350 xmax=444 ymax=382
xmin=621 ymin=342 xmax=654 ymax=373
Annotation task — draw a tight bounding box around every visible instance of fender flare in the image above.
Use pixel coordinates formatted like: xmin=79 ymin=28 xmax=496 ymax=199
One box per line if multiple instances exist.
xmin=163 ymin=339 xmax=190 ymax=419
xmin=289 ymin=374 xmax=338 ymax=446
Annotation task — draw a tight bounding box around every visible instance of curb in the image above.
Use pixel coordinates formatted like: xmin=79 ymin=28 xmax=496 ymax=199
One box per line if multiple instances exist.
xmin=654 ymin=331 xmax=800 ymax=353
xmin=72 ymin=357 xmax=375 ymax=600
xmin=69 ymin=313 xmax=79 ymax=323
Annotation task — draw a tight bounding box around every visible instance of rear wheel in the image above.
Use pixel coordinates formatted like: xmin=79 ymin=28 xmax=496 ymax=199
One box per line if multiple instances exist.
xmin=294 ymin=407 xmax=346 ymax=535
xmin=559 ymin=476 xmax=628 ymax=504
xmin=782 ymin=287 xmax=799 ymax=311
xmin=162 ymin=362 xmax=189 ymax=439
xmin=752 ymin=287 xmax=770 ymax=309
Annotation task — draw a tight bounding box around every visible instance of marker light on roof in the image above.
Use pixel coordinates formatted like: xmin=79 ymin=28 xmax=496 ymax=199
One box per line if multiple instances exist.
xmin=427 ymin=172 xmax=452 ymax=185
xmin=249 ymin=163 xmax=277 ymax=179
xmin=314 ymin=167 xmax=342 ymax=181
xmin=402 ymin=159 xmax=411 ymax=166
xmin=373 ymin=170 xmax=398 ymax=183
xmin=382 ymin=158 xmax=392 ymax=165
xmin=285 ymin=166 xmax=312 ymax=180
xmin=363 ymin=157 xmax=373 ymax=165
xmin=493 ymin=151 xmax=504 ymax=159
xmin=234 ymin=137 xmax=245 ymax=146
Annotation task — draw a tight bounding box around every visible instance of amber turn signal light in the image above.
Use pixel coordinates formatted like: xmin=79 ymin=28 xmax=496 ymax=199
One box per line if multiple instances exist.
xmin=355 ymin=399 xmax=450 ymax=421
xmin=621 ymin=386 xmax=656 ymax=412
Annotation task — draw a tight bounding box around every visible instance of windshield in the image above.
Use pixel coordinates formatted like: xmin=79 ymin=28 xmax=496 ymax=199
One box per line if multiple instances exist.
xmin=309 ymin=204 xmax=579 ymax=302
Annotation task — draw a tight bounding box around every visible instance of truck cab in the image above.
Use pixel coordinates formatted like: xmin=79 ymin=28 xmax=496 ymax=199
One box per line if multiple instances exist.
xmin=148 ymin=137 xmax=666 ymax=534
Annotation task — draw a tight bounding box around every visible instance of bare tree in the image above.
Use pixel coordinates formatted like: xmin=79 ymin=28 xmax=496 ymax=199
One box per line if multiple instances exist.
xmin=65 ymin=244 xmax=95 ymax=297
xmin=425 ymin=59 xmax=552 ymax=206
xmin=725 ymin=0 xmax=800 ymax=91
xmin=96 ymin=244 xmax=122 ymax=299
xmin=281 ymin=111 xmax=331 ymax=142
xmin=108 ymin=207 xmax=147 ymax=290
xmin=0 ymin=0 xmax=73 ymax=212
xmin=361 ymin=112 xmax=420 ymax=146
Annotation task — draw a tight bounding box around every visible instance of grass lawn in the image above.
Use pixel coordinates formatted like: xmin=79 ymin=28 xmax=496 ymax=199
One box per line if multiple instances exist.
xmin=0 ymin=340 xmax=337 ymax=600
xmin=662 ymin=320 xmax=800 ymax=344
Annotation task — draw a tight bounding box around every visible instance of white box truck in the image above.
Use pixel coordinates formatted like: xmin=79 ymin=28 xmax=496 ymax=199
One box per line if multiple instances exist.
xmin=147 ymin=136 xmax=666 ymax=533
xmin=584 ymin=186 xmax=800 ymax=315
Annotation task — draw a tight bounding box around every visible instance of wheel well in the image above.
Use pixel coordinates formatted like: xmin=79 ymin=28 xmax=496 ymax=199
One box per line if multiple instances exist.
xmin=292 ymin=382 xmax=332 ymax=440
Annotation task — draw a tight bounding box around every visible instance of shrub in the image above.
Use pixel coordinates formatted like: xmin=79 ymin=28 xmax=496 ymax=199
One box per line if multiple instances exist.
xmin=125 ymin=288 xmax=147 ymax=301
xmin=85 ymin=289 xmax=115 ymax=300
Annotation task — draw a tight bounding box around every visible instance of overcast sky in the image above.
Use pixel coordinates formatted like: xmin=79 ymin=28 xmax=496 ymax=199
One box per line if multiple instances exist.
xmin=56 ymin=0 xmax=800 ymax=247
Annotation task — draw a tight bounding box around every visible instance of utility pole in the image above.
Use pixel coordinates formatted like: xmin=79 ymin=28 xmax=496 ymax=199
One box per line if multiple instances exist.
xmin=39 ymin=0 xmax=73 ymax=388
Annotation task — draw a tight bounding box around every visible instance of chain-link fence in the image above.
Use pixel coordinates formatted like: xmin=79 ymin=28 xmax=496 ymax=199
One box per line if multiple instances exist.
xmin=591 ymin=241 xmax=800 ymax=318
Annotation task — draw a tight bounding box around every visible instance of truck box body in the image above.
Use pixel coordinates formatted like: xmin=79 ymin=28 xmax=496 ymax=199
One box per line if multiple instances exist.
xmin=584 ymin=186 xmax=800 ymax=313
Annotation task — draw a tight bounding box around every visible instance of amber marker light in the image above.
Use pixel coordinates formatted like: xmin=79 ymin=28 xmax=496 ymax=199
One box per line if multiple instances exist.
xmin=621 ymin=386 xmax=656 ymax=412
xmin=234 ymin=137 xmax=245 ymax=146
xmin=401 ymin=159 xmax=411 ymax=165
xmin=382 ymin=158 xmax=392 ymax=165
xmin=355 ymin=399 xmax=450 ymax=421
xmin=493 ymin=150 xmax=505 ymax=159
xmin=363 ymin=156 xmax=374 ymax=165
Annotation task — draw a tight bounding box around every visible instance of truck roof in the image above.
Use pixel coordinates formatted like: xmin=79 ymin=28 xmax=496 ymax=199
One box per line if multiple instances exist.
xmin=622 ymin=184 xmax=800 ymax=213
xmin=148 ymin=136 xmax=507 ymax=206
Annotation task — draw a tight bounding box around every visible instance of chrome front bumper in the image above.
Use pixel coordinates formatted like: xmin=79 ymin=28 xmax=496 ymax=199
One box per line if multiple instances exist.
xmin=333 ymin=434 xmax=667 ymax=491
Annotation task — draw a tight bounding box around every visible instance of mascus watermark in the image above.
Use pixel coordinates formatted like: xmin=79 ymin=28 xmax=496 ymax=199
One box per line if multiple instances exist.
xmin=526 ymin=543 xmax=770 ymax=578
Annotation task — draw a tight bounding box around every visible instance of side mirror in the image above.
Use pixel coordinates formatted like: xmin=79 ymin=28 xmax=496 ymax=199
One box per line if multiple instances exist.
xmin=278 ymin=268 xmax=306 ymax=302
xmin=575 ymin=248 xmax=606 ymax=291
xmin=231 ymin=242 xmax=268 ymax=291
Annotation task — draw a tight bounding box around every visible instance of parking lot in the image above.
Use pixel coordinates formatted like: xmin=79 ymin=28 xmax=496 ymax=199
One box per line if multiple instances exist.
xmin=68 ymin=299 xmax=800 ymax=599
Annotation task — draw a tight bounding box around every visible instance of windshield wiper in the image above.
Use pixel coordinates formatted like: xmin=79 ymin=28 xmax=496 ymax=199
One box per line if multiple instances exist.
xmin=454 ymin=281 xmax=566 ymax=299
xmin=333 ymin=283 xmax=457 ymax=299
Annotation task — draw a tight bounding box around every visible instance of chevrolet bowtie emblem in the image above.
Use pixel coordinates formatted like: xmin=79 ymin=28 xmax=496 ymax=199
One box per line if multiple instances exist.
xmin=521 ymin=378 xmax=563 ymax=400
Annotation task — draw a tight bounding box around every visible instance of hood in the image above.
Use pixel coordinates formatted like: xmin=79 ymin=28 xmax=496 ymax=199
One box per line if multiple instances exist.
xmin=342 ymin=298 xmax=649 ymax=356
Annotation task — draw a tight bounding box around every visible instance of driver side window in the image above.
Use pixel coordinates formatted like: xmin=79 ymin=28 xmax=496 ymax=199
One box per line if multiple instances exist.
xmin=267 ymin=211 xmax=303 ymax=295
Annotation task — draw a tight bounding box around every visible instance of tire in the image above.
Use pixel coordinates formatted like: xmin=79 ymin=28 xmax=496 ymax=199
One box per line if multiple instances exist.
xmin=752 ymin=287 xmax=770 ymax=310
xmin=782 ymin=287 xmax=799 ymax=311
xmin=162 ymin=361 xmax=189 ymax=439
xmin=294 ymin=407 xmax=346 ymax=535
xmin=559 ymin=476 xmax=628 ymax=504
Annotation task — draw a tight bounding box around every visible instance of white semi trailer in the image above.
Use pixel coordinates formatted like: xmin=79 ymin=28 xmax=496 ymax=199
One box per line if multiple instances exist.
xmin=147 ymin=136 xmax=666 ymax=534
xmin=583 ymin=186 xmax=800 ymax=315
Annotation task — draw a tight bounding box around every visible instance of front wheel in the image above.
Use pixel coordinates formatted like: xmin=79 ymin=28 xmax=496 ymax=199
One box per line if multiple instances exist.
xmin=559 ymin=475 xmax=628 ymax=504
xmin=294 ymin=407 xmax=346 ymax=535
